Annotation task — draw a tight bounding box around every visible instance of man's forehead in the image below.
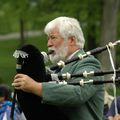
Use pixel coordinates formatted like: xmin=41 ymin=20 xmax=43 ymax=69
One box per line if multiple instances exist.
xmin=48 ymin=30 xmax=60 ymax=36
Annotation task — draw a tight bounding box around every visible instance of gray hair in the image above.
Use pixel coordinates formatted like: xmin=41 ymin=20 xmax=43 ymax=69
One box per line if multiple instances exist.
xmin=44 ymin=16 xmax=85 ymax=49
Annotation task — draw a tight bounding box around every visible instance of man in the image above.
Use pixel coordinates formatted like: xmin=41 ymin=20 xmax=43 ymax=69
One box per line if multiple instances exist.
xmin=12 ymin=16 xmax=104 ymax=120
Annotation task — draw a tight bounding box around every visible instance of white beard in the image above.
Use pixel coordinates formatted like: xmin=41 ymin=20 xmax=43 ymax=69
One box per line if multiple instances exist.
xmin=49 ymin=41 xmax=68 ymax=64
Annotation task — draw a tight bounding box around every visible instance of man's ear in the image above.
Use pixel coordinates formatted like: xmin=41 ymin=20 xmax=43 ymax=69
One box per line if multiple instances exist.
xmin=68 ymin=36 xmax=76 ymax=45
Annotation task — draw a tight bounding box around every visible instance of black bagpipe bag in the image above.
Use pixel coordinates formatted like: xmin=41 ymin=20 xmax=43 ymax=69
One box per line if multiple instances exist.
xmin=14 ymin=44 xmax=68 ymax=120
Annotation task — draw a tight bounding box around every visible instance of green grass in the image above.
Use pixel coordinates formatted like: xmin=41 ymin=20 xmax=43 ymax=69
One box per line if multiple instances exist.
xmin=107 ymin=85 xmax=120 ymax=96
xmin=0 ymin=35 xmax=48 ymax=87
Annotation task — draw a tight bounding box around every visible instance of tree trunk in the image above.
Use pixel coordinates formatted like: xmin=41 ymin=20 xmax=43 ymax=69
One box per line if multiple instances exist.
xmin=100 ymin=0 xmax=119 ymax=87
xmin=86 ymin=11 xmax=97 ymax=51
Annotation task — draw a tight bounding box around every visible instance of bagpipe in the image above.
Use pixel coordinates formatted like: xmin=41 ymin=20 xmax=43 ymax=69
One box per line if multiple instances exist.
xmin=11 ymin=40 xmax=120 ymax=120
xmin=11 ymin=44 xmax=68 ymax=120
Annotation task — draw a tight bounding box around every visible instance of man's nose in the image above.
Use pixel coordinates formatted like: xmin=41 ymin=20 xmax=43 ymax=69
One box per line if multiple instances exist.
xmin=47 ymin=39 xmax=53 ymax=47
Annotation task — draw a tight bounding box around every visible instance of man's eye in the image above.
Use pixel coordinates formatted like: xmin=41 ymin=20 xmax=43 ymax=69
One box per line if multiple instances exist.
xmin=51 ymin=36 xmax=57 ymax=40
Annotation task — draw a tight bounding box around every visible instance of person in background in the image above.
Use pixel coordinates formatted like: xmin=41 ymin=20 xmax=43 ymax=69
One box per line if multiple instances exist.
xmin=107 ymin=96 xmax=120 ymax=120
xmin=0 ymin=84 xmax=19 ymax=120
xmin=12 ymin=16 xmax=105 ymax=120
xmin=103 ymin=90 xmax=114 ymax=120
xmin=0 ymin=84 xmax=25 ymax=120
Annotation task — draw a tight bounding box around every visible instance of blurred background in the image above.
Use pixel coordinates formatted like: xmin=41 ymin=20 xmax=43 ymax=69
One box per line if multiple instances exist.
xmin=0 ymin=0 xmax=120 ymax=95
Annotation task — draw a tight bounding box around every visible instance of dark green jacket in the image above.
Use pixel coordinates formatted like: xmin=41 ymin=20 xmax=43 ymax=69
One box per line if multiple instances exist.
xmin=42 ymin=49 xmax=105 ymax=120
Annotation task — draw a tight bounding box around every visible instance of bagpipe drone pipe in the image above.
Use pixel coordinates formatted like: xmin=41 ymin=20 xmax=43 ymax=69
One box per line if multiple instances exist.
xmin=11 ymin=44 xmax=68 ymax=120
xmin=54 ymin=68 xmax=120 ymax=86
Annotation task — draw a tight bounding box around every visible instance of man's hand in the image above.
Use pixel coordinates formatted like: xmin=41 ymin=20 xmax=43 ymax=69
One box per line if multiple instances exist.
xmin=12 ymin=74 xmax=42 ymax=96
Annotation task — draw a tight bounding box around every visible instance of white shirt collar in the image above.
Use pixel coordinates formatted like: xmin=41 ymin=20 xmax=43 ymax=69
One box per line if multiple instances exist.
xmin=67 ymin=49 xmax=79 ymax=60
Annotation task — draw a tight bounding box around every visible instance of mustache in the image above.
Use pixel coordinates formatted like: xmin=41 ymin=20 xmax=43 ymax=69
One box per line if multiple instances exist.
xmin=48 ymin=47 xmax=56 ymax=55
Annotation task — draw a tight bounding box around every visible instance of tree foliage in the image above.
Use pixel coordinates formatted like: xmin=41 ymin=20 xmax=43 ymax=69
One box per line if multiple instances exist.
xmin=0 ymin=0 xmax=119 ymax=66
